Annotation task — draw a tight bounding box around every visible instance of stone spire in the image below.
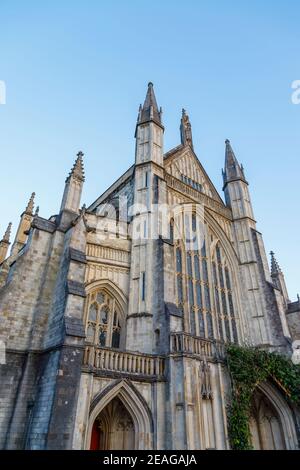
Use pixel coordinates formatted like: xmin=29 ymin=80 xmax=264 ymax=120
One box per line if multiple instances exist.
xmin=25 ymin=192 xmax=35 ymax=215
xmin=137 ymin=82 xmax=163 ymax=128
xmin=223 ymin=139 xmax=247 ymax=188
xmin=180 ymin=108 xmax=193 ymax=149
xmin=0 ymin=222 xmax=12 ymax=264
xmin=66 ymin=151 xmax=85 ymax=183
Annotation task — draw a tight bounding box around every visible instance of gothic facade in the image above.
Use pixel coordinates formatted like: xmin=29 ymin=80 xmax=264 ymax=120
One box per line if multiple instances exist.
xmin=0 ymin=83 xmax=299 ymax=450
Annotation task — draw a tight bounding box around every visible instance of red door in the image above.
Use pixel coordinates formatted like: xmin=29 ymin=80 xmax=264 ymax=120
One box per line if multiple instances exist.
xmin=90 ymin=421 xmax=101 ymax=450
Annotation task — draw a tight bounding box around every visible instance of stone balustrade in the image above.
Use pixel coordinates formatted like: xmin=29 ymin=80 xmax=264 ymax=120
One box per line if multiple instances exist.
xmin=84 ymin=335 xmax=225 ymax=378
xmin=83 ymin=345 xmax=165 ymax=377
xmin=170 ymin=332 xmax=226 ymax=360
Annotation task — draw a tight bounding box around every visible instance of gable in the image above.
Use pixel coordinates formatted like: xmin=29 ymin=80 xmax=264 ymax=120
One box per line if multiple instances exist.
xmin=88 ymin=165 xmax=134 ymax=213
xmin=164 ymin=146 xmax=224 ymax=204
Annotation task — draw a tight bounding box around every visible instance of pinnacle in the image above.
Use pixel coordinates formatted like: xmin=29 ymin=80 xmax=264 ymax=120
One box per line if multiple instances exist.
xmin=25 ymin=192 xmax=35 ymax=215
xmin=270 ymin=251 xmax=282 ymax=275
xmin=68 ymin=151 xmax=85 ymax=182
xmin=1 ymin=222 xmax=12 ymax=243
xmin=138 ymin=82 xmax=162 ymax=126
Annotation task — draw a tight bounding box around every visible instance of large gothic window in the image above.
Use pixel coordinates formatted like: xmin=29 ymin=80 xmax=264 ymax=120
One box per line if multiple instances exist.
xmin=174 ymin=213 xmax=215 ymax=340
xmin=174 ymin=212 xmax=239 ymax=343
xmin=185 ymin=239 xmax=214 ymax=339
xmin=85 ymin=289 xmax=122 ymax=349
xmin=212 ymin=244 xmax=238 ymax=343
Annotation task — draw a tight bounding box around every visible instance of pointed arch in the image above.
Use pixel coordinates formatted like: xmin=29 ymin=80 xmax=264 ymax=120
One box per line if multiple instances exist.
xmin=252 ymin=382 xmax=299 ymax=450
xmin=85 ymin=379 xmax=153 ymax=450
xmin=85 ymin=279 xmax=128 ymax=315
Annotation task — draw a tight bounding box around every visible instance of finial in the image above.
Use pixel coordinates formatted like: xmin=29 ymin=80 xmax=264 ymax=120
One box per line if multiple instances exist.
xmin=25 ymin=192 xmax=35 ymax=215
xmin=77 ymin=151 xmax=84 ymax=158
xmin=225 ymin=139 xmax=230 ymax=144
xmin=297 ymin=293 xmax=300 ymax=303
xmin=182 ymin=108 xmax=186 ymax=116
xmin=34 ymin=206 xmax=40 ymax=217
xmin=2 ymin=222 xmax=12 ymax=242
xmin=148 ymin=81 xmax=154 ymax=88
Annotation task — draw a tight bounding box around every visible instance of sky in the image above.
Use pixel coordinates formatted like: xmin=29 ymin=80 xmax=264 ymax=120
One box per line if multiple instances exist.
xmin=0 ymin=0 xmax=299 ymax=297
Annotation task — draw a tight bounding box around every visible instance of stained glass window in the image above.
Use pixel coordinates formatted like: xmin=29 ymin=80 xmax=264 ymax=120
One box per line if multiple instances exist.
xmin=195 ymin=255 xmax=200 ymax=280
xmin=177 ymin=276 xmax=183 ymax=303
xmin=196 ymin=283 xmax=202 ymax=308
xmin=176 ymin=247 xmax=182 ymax=272
xmin=187 ymin=253 xmax=193 ymax=277
xmin=202 ymin=259 xmax=208 ymax=283
xmin=89 ymin=303 xmax=97 ymax=321
xmin=188 ymin=280 xmax=194 ymax=305
xmin=198 ymin=310 xmax=205 ymax=337
xmin=206 ymin=312 xmax=214 ymax=339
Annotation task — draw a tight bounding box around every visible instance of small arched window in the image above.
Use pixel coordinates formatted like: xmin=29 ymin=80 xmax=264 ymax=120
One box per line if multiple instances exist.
xmin=86 ymin=289 xmax=122 ymax=349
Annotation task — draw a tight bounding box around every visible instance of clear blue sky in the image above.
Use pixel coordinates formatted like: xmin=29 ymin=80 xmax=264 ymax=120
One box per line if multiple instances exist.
xmin=0 ymin=1 xmax=299 ymax=298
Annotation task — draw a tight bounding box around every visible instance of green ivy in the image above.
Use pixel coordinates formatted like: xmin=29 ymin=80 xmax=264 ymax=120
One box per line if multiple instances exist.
xmin=226 ymin=344 xmax=300 ymax=450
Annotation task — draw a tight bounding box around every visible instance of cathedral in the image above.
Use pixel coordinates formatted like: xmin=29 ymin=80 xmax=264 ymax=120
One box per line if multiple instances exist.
xmin=0 ymin=83 xmax=299 ymax=450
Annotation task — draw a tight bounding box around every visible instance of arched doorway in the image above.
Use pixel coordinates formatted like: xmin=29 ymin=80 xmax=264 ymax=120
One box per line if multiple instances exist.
xmin=90 ymin=397 xmax=135 ymax=450
xmin=86 ymin=380 xmax=153 ymax=450
xmin=249 ymin=389 xmax=286 ymax=450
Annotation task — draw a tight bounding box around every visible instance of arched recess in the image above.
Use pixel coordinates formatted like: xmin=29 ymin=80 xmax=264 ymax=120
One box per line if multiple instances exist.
xmin=85 ymin=379 xmax=153 ymax=450
xmin=84 ymin=279 xmax=128 ymax=349
xmin=249 ymin=382 xmax=298 ymax=450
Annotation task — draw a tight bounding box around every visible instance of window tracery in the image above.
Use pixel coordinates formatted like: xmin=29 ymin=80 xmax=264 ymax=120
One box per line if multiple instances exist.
xmin=85 ymin=289 xmax=122 ymax=349
xmin=212 ymin=243 xmax=238 ymax=343
xmin=174 ymin=214 xmax=239 ymax=343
